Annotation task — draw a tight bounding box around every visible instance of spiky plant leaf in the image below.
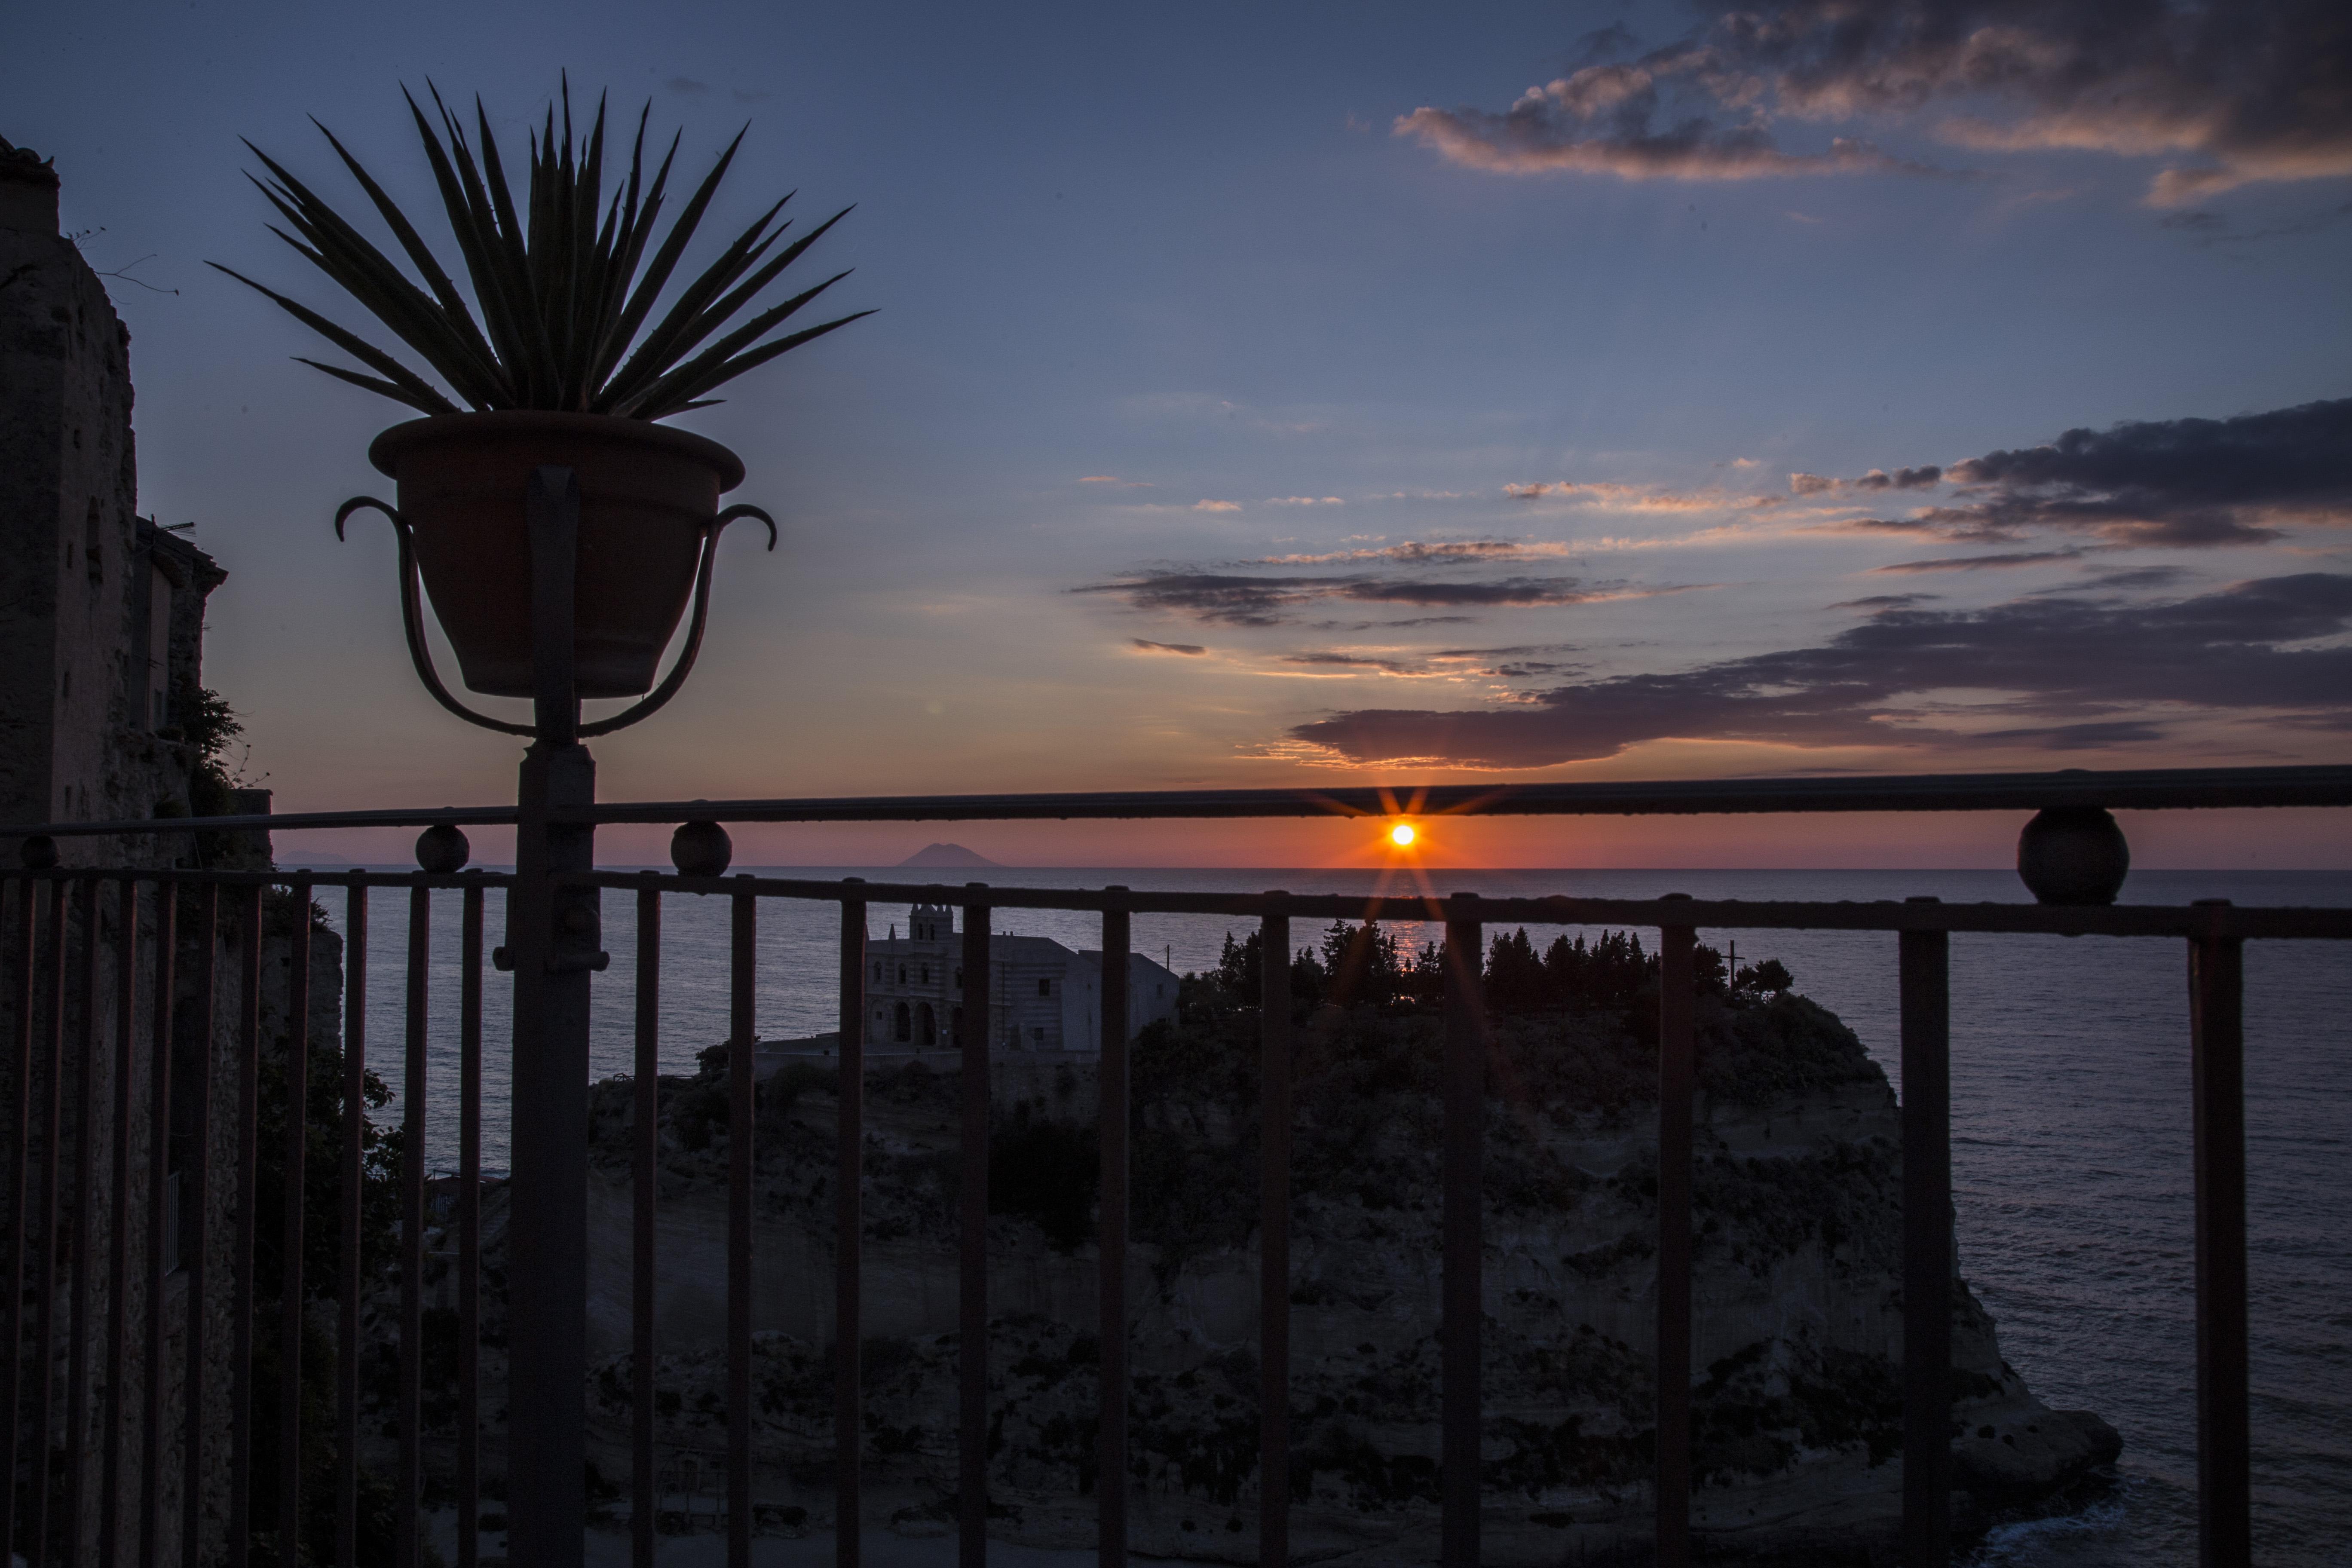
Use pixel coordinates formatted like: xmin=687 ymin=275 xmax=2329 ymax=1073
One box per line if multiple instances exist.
xmin=216 ymin=81 xmax=864 ymax=418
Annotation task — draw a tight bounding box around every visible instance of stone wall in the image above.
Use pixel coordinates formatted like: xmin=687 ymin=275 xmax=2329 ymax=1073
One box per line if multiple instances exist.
xmin=0 ymin=135 xmax=223 ymax=867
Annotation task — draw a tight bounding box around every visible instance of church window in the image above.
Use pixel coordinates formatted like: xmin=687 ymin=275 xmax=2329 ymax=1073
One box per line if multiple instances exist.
xmin=919 ymin=1004 xmax=936 ymax=1046
xmin=921 ymin=964 xmax=929 ymax=985
xmin=897 ymin=964 xmax=906 ymax=985
xmin=1037 ymin=978 xmax=1051 ymax=997
xmin=893 ymin=1002 xmax=910 ymax=1042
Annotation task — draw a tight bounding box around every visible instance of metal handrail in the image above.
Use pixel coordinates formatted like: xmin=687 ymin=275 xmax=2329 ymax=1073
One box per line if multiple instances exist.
xmin=8 ymin=760 xmax=2352 ymax=840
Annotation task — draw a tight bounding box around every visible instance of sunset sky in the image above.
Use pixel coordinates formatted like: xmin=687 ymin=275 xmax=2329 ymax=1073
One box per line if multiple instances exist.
xmin=7 ymin=0 xmax=2349 ymax=866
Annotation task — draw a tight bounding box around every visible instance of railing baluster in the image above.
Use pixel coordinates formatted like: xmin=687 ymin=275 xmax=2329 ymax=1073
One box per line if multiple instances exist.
xmin=1655 ymin=903 xmax=1695 ymax=1568
xmin=1258 ymin=900 xmax=1290 ymax=1568
xmin=183 ymin=883 xmax=218 ymax=1568
xmin=2190 ymin=900 xmax=2250 ymax=1568
xmin=458 ymin=877 xmax=484 ymax=1568
xmin=728 ymin=881 xmax=757 ymax=1568
xmin=283 ymin=879 xmax=315 ymax=1568
xmin=1096 ymin=890 xmax=1130 ymax=1568
xmin=230 ymin=883 xmax=266 ymax=1564
xmin=65 ymin=877 xmax=104 ymax=1567
xmin=396 ymin=881 xmax=430 ymax=1568
xmin=837 ymin=882 xmax=867 ymax=1568
xmin=337 ymin=882 xmax=368 ymax=1568
xmin=1900 ymin=912 xmax=1952 ymax=1567
xmin=959 ymin=889 xmax=992 ymax=1568
xmin=632 ymin=876 xmax=660 ymax=1568
xmin=30 ymin=878 xmax=70 ymax=1566
xmin=138 ymin=882 xmax=176 ymax=1568
xmin=99 ymin=876 xmax=140 ymax=1568
xmin=0 ymin=875 xmax=24 ymax=1566
xmin=1441 ymin=894 xmax=1485 ymax=1568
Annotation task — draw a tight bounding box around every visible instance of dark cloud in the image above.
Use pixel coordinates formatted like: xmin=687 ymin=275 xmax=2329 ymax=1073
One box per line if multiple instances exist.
xmin=1290 ymin=573 xmax=2352 ymax=767
xmin=1972 ymin=720 xmax=2173 ymax=749
xmin=1130 ymin=638 xmax=1207 ymax=656
xmin=1830 ymin=592 xmax=1941 ymax=609
xmin=1248 ymin=540 xmax=1553 ymax=567
xmin=665 ymin=77 xmax=711 ymax=95
xmin=1398 ymin=1 xmax=2352 ymax=203
xmin=1792 ymin=466 xmax=1942 ymax=495
xmin=2071 ymin=566 xmax=2193 ymax=591
xmin=1869 ymin=548 xmax=2086 ymax=573
xmin=1076 ymin=571 xmax=1619 ymax=625
xmin=1285 ymin=652 xmax=1416 ymax=673
xmin=1838 ymin=398 xmax=2352 ymax=550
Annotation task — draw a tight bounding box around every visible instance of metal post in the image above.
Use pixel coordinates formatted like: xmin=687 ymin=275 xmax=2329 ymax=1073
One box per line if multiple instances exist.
xmin=1441 ymin=896 xmax=1485 ymax=1568
xmin=458 ymin=878 xmax=484 ymax=1568
xmin=182 ymin=885 xmax=218 ymax=1568
xmin=336 ymin=883 xmax=366 ymax=1568
xmin=837 ymin=883 xmax=867 ymax=1568
xmin=282 ymin=876 xmax=315 ymax=1563
xmin=728 ymin=883 xmax=755 ymax=1568
xmin=0 ymin=876 xmax=24 ymax=1565
xmin=1098 ymin=891 xmax=1130 ymax=1568
xmin=1656 ymin=905 xmax=1695 ymax=1568
xmin=508 ymin=464 xmax=597 ymax=1568
xmin=29 ymin=878 xmax=68 ymax=1565
xmin=1900 ymin=911 xmax=1952 ymax=1566
xmin=229 ymin=882 xmax=266 ymax=1565
xmin=959 ymin=891 xmax=992 ymax=1568
xmin=99 ymin=875 xmax=140 ymax=1568
xmin=1258 ymin=902 xmax=1291 ymax=1568
xmin=396 ymin=881 xmax=429 ymax=1568
xmin=66 ymin=875 xmax=104 ymax=1568
xmin=633 ymin=877 xmax=661 ymax=1568
xmin=2190 ymin=901 xmax=2250 ymax=1568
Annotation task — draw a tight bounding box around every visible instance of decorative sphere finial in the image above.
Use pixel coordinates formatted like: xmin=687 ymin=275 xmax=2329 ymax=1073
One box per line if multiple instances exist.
xmin=2017 ymin=807 xmax=2129 ymax=906
xmin=415 ymin=824 xmax=472 ymax=874
xmin=671 ymin=820 xmax=733 ymax=878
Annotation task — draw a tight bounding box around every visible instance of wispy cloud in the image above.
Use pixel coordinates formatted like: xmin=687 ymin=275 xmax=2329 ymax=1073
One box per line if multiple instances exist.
xmin=1130 ymin=638 xmax=1207 ymax=656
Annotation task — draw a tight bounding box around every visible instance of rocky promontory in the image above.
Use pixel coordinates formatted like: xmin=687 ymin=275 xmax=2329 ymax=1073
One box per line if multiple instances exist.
xmin=553 ymin=926 xmax=2117 ymax=1562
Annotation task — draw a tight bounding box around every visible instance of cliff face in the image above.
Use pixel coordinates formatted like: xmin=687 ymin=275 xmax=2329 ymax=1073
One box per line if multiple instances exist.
xmin=559 ymin=985 xmax=2117 ymax=1562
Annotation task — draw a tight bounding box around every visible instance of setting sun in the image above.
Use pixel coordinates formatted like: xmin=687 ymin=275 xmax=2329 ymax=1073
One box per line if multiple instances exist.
xmin=1389 ymin=821 xmax=1417 ymax=848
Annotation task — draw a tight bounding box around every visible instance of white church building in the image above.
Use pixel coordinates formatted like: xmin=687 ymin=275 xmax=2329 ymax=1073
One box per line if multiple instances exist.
xmin=864 ymin=903 xmax=1178 ymax=1053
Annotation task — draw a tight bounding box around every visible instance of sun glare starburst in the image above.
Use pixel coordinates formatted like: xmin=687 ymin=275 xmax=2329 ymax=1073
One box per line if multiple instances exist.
xmin=1389 ymin=821 xmax=1418 ymax=848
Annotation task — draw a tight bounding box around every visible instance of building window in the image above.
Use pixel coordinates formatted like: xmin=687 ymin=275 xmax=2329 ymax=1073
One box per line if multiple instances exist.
xmin=897 ymin=964 xmax=906 ymax=985
xmin=1038 ymin=977 xmax=1052 ymax=997
xmin=1030 ymin=1026 xmax=1045 ymax=1045
xmin=919 ymin=1003 xmax=936 ymax=1047
xmin=85 ymin=500 xmax=103 ymax=582
xmin=872 ymin=961 xmax=881 ymax=983
xmin=894 ymin=1002 xmax=910 ymax=1043
xmin=921 ymin=964 xmax=930 ymax=985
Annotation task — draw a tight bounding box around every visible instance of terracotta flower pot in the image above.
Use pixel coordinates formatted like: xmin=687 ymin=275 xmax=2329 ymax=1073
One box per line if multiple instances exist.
xmin=368 ymin=411 xmax=749 ymax=699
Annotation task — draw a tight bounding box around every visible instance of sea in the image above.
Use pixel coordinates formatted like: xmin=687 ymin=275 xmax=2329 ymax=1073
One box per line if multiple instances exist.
xmin=314 ymin=866 xmax=2352 ymax=1567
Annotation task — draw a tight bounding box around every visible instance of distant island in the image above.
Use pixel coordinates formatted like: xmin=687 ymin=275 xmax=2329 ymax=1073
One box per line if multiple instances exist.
xmin=898 ymin=842 xmax=1001 ymax=868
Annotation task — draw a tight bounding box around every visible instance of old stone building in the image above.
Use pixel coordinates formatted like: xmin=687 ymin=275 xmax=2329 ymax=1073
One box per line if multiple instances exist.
xmin=865 ymin=902 xmax=1177 ymax=1052
xmin=1 ymin=134 xmax=230 ymax=866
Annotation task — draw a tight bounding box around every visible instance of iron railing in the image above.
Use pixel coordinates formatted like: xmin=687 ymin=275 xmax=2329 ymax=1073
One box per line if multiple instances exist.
xmin=4 ymin=766 xmax=2348 ymax=1568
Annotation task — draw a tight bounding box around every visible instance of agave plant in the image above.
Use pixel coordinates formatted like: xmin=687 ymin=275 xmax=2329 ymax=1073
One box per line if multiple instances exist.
xmin=213 ymin=83 xmax=871 ymax=420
